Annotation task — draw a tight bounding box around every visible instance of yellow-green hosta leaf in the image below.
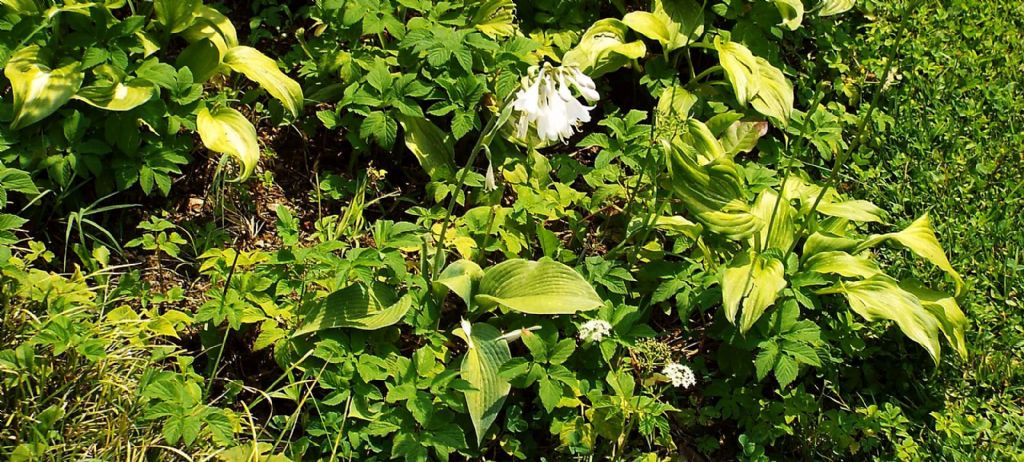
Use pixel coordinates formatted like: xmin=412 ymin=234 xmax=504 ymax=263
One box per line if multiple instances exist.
xmin=721 ymin=120 xmax=769 ymax=155
xmin=802 ymin=231 xmax=861 ymax=257
xmin=722 ymin=250 xmax=787 ymax=332
xmin=822 ymin=276 xmax=943 ymax=364
xmin=196 ymin=106 xmax=260 ymax=181
xmin=715 ymin=37 xmax=759 ymax=106
xmin=468 ymin=0 xmax=516 ymax=38
xmin=901 ymin=280 xmax=968 ymax=360
xmin=664 ymin=138 xmax=762 ymax=239
xmin=804 ymin=251 xmax=881 ymax=279
xmin=475 ymin=258 xmax=602 ymax=315
xmin=181 ymin=5 xmax=238 ymax=54
xmin=622 ymin=0 xmax=704 ymax=52
xmin=562 ymin=19 xmax=646 ymax=78
xmin=818 ymin=0 xmax=856 ymax=16
xmin=749 ymin=57 xmax=794 ymax=126
xmin=396 ymin=114 xmax=456 ymax=181
xmin=154 ymin=0 xmax=199 ymax=33
xmin=656 ymin=85 xmax=698 ymax=120
xmin=433 ymin=259 xmax=484 ymax=308
xmin=458 ymin=322 xmax=511 ymax=446
xmin=1 ymin=0 xmax=40 ymax=14
xmin=5 ymin=46 xmax=84 ymax=129
xmin=856 ymin=214 xmax=963 ymax=295
xmin=222 ymin=46 xmax=304 ymax=117
xmin=292 ymin=282 xmax=412 ymax=336
xmin=73 ymin=79 xmax=155 ymax=111
xmin=749 ymin=189 xmax=797 ymax=252
xmin=177 ymin=38 xmax=223 ymax=83
xmin=773 ymin=0 xmax=804 ymax=30
xmin=817 ymin=199 xmax=888 ymax=223
xmin=682 ymin=119 xmax=727 ymax=163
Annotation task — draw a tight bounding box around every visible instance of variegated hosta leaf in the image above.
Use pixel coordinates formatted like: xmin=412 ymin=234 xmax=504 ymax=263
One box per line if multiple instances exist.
xmin=562 ymin=18 xmax=646 ymax=78
xmin=458 ymin=322 xmax=511 ymax=446
xmin=681 ymin=118 xmax=727 ymax=163
xmin=817 ymin=199 xmax=888 ymax=224
xmin=196 ymin=106 xmax=260 ymax=181
xmin=715 ymin=39 xmax=794 ymax=126
xmin=749 ymin=189 xmax=797 ymax=252
xmin=0 ymin=0 xmax=40 ymax=14
xmin=154 ymin=0 xmax=199 ymax=33
xmin=772 ymin=0 xmax=804 ymax=30
xmin=622 ymin=0 xmax=704 ymax=52
xmin=804 ymin=251 xmax=881 ymax=279
xmin=181 ymin=5 xmax=238 ymax=54
xmin=5 ymin=46 xmax=84 ymax=129
xmin=73 ymin=79 xmax=156 ymax=111
xmin=721 ymin=120 xmax=769 ymax=155
xmin=396 ymin=114 xmax=456 ymax=181
xmin=856 ymin=214 xmax=964 ymax=295
xmin=222 ymin=46 xmax=304 ymax=117
xmin=802 ymin=232 xmax=861 ymax=257
xmin=901 ymin=280 xmax=968 ymax=360
xmin=821 ymin=276 xmax=944 ymax=364
xmin=468 ymin=0 xmax=516 ymax=38
xmin=292 ymin=282 xmax=412 ymax=336
xmin=433 ymin=259 xmax=484 ymax=308
xmin=818 ymin=0 xmax=856 ymax=16
xmin=664 ymin=138 xmax=762 ymax=240
xmin=715 ymin=37 xmax=759 ymax=105
xmin=722 ymin=250 xmax=788 ymax=332
xmin=475 ymin=258 xmax=602 ymax=315
xmin=656 ymin=85 xmax=698 ymax=120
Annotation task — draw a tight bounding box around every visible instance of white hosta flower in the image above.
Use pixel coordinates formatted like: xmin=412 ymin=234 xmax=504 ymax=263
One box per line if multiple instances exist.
xmin=578 ymin=319 xmax=613 ymax=342
xmin=512 ymin=63 xmax=599 ymax=144
xmin=461 ymin=318 xmax=474 ymax=349
xmin=662 ymin=362 xmax=696 ymax=389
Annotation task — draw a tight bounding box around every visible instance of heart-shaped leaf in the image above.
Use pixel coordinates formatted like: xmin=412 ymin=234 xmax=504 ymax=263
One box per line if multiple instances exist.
xmin=475 ymin=258 xmax=602 ymax=315
xmin=293 ymin=282 xmax=412 ymax=336
xmin=196 ymin=106 xmax=260 ymax=181
xmin=223 ymin=46 xmax=304 ymax=118
xmin=5 ymin=46 xmax=84 ymax=129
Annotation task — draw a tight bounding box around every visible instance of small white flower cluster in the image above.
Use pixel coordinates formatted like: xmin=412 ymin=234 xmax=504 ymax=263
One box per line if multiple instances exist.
xmin=512 ymin=63 xmax=599 ymax=144
xmin=662 ymin=362 xmax=696 ymax=389
xmin=578 ymin=319 xmax=612 ymax=342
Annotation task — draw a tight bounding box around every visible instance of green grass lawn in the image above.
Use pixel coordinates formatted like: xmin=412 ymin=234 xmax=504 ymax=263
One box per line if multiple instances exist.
xmin=850 ymin=0 xmax=1024 ymax=458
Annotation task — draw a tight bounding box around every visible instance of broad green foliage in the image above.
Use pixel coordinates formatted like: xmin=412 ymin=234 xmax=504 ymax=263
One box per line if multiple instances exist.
xmin=294 ymin=282 xmax=412 ymax=335
xmin=476 ymin=258 xmax=603 ymax=314
xmin=196 ymin=106 xmax=260 ymax=181
xmin=5 ymin=45 xmax=84 ymax=129
xmin=222 ymin=46 xmax=304 ymax=117
xmin=458 ymin=322 xmax=512 ymax=445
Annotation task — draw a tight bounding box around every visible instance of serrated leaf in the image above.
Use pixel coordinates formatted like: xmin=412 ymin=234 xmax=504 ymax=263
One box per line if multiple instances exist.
xmin=754 ymin=342 xmax=778 ymax=381
xmin=397 ymin=114 xmax=456 ymax=181
xmin=5 ymin=46 xmax=84 ymax=129
xmin=856 ymin=214 xmax=963 ymax=295
xmin=433 ymin=259 xmax=484 ymax=308
xmin=196 ymin=106 xmax=260 ymax=182
xmin=458 ymin=322 xmax=511 ymax=446
xmin=73 ymin=79 xmax=155 ymax=111
xmin=782 ymin=341 xmax=821 ymax=367
xmin=475 ymin=258 xmax=603 ymax=315
xmin=293 ymin=282 xmax=412 ymax=336
xmin=223 ymin=46 xmax=304 ymax=117
xmin=773 ymin=354 xmax=798 ymax=388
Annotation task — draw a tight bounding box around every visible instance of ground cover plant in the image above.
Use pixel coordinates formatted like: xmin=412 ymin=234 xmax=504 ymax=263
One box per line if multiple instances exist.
xmin=0 ymin=0 xmax=1019 ymax=460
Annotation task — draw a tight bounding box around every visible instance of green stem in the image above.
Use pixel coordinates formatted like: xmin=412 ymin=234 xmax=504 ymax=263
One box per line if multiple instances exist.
xmin=687 ymin=65 xmax=722 ymax=87
xmin=204 ymin=247 xmax=241 ymax=398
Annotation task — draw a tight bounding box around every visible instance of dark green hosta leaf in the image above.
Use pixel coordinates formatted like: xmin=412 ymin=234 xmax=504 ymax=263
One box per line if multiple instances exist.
xmin=664 ymin=137 xmax=762 ymax=240
xmin=722 ymin=250 xmax=787 ymax=333
xmin=820 ymin=276 xmax=944 ymax=364
xmin=5 ymin=46 xmax=84 ymax=129
xmin=293 ymin=282 xmax=412 ymax=336
xmin=458 ymin=322 xmax=511 ymax=446
xmin=397 ymin=115 xmax=456 ymax=181
xmin=562 ymin=18 xmax=646 ymax=78
xmin=475 ymin=258 xmax=602 ymax=315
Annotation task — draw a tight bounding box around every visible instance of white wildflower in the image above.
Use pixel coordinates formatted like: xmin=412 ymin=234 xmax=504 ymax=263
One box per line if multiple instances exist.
xmin=662 ymin=362 xmax=696 ymax=389
xmin=511 ymin=63 xmax=599 ymax=144
xmin=578 ymin=319 xmax=613 ymax=342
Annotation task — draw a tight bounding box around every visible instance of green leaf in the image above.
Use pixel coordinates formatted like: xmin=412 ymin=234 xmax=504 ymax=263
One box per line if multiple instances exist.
xmin=176 ymin=38 xmax=223 ymax=83
xmin=1 ymin=0 xmax=40 ymax=14
xmin=817 ymin=0 xmax=855 ymax=16
xmin=181 ymin=5 xmax=238 ymax=54
xmin=475 ymin=258 xmax=603 ymax=315
xmin=154 ymin=0 xmax=199 ymax=33
xmin=433 ymin=259 xmax=484 ymax=308
xmin=773 ymin=354 xmax=798 ymax=388
xmin=361 ymin=111 xmax=398 ymax=148
xmin=901 ymin=280 xmax=968 ymax=360
xmin=754 ymin=342 xmax=778 ymax=381
xmin=722 ymin=250 xmax=788 ymax=333
xmin=783 ymin=341 xmax=822 ymax=367
xmin=562 ymin=18 xmax=646 ymax=78
xmin=772 ymin=0 xmax=804 ymax=30
xmin=804 ymin=251 xmax=881 ymax=279
xmin=715 ymin=37 xmax=759 ymax=106
xmin=749 ymin=57 xmax=794 ymax=126
xmin=721 ymin=120 xmax=768 ymax=155
xmin=856 ymin=214 xmax=963 ymax=295
xmin=73 ymin=79 xmax=156 ymax=111
xmin=817 ymin=199 xmax=888 ymax=223
xmin=823 ymin=276 xmax=943 ymax=364
xmin=223 ymin=46 xmax=304 ymax=117
xmin=293 ymin=282 xmax=412 ymax=336
xmin=538 ymin=377 xmax=561 ymax=413
xmin=5 ymin=46 xmax=84 ymax=130
xmin=396 ymin=114 xmax=456 ymax=181
xmin=749 ymin=188 xmax=796 ymax=252
xmin=469 ymin=0 xmax=516 ymax=38
xmin=196 ymin=106 xmax=260 ymax=182
xmin=458 ymin=322 xmax=511 ymax=446
xmin=622 ymin=0 xmax=704 ymax=52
